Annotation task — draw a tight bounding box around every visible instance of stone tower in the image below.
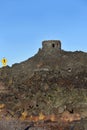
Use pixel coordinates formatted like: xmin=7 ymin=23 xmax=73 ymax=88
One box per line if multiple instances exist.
xmin=42 ymin=40 xmax=61 ymax=51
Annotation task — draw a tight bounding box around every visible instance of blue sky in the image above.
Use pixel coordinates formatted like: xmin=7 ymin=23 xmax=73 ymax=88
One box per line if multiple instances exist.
xmin=0 ymin=0 xmax=87 ymax=67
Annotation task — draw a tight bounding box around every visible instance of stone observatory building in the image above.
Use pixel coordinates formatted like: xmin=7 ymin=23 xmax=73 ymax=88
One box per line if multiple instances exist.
xmin=42 ymin=40 xmax=61 ymax=51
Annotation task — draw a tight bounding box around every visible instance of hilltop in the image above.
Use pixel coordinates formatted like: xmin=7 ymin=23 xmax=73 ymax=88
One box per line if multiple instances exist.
xmin=0 ymin=40 xmax=87 ymax=130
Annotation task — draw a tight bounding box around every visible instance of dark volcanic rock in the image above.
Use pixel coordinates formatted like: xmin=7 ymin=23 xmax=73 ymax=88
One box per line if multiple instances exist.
xmin=0 ymin=40 xmax=87 ymax=129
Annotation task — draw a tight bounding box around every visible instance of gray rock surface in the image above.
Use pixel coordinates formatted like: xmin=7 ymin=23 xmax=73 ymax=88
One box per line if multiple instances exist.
xmin=0 ymin=40 xmax=87 ymax=129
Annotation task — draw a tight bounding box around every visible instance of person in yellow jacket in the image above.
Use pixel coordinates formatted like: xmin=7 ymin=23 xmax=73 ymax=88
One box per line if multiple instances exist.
xmin=1 ymin=57 xmax=8 ymax=66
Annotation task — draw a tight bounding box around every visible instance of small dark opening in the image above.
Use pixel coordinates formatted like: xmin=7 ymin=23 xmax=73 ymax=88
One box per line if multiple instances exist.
xmin=36 ymin=104 xmax=39 ymax=107
xmin=68 ymin=68 xmax=71 ymax=70
xmin=52 ymin=44 xmax=55 ymax=48
xmin=29 ymin=105 xmax=33 ymax=109
xmin=68 ymin=68 xmax=72 ymax=72
xmin=58 ymin=71 xmax=60 ymax=74
xmin=69 ymin=109 xmax=74 ymax=114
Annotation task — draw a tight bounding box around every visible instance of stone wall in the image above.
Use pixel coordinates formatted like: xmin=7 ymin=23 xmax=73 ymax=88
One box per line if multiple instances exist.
xmin=42 ymin=40 xmax=61 ymax=50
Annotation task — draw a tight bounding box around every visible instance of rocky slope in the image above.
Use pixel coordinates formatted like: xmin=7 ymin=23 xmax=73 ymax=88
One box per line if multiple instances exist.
xmin=0 ymin=40 xmax=87 ymax=130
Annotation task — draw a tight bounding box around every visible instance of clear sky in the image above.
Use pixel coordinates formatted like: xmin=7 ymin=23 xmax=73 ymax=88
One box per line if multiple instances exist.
xmin=0 ymin=0 xmax=87 ymax=67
